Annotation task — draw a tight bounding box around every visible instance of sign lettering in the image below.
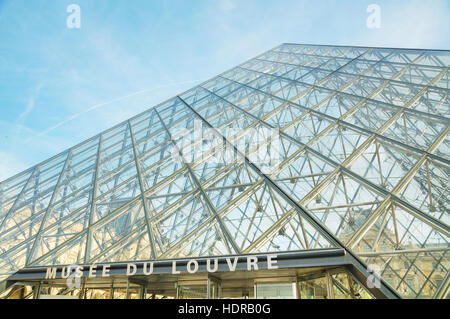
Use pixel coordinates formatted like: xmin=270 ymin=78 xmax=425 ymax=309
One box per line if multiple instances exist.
xmin=44 ymin=254 xmax=279 ymax=280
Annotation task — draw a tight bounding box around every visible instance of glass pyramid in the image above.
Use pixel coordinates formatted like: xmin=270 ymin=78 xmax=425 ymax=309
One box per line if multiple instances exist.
xmin=0 ymin=44 xmax=449 ymax=299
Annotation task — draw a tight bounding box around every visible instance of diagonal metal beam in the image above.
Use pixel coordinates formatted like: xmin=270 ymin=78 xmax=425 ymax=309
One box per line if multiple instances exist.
xmin=200 ymin=81 xmax=450 ymax=241
xmin=26 ymin=150 xmax=73 ymax=265
xmin=128 ymin=120 xmax=158 ymax=259
xmin=83 ymin=134 xmax=103 ymax=263
xmin=155 ymin=109 xmax=241 ymax=255
xmin=177 ymin=95 xmax=400 ymax=299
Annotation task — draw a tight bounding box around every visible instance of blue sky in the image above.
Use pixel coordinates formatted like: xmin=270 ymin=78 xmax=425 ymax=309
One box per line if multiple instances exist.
xmin=0 ymin=0 xmax=449 ymax=181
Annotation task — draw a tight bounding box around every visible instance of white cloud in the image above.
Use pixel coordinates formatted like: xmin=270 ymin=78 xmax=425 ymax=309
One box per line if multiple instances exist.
xmin=0 ymin=151 xmax=27 ymax=181
xmin=36 ymin=79 xmax=202 ymax=137
xmin=220 ymin=0 xmax=236 ymax=13
xmin=364 ymin=1 xmax=450 ymax=49
xmin=17 ymin=81 xmax=43 ymax=120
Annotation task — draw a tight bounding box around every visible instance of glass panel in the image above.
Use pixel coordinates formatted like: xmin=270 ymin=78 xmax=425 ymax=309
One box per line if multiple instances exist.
xmin=1 ymin=44 xmax=448 ymax=300
xmin=298 ymin=277 xmax=328 ymax=299
xmin=255 ymin=282 xmax=296 ymax=299
xmin=178 ymin=283 xmax=207 ymax=299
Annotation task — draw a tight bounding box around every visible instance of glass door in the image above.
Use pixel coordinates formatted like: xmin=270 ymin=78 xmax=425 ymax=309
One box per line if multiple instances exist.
xmin=255 ymin=282 xmax=297 ymax=299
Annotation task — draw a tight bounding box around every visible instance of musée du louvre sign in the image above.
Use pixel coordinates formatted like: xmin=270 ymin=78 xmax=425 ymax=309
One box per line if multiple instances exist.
xmin=45 ymin=254 xmax=280 ymax=280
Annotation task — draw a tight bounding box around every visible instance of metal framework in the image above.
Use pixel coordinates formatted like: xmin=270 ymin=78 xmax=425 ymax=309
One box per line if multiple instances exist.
xmin=0 ymin=44 xmax=448 ymax=299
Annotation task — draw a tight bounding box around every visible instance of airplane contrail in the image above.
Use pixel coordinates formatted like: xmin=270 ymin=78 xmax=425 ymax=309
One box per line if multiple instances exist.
xmin=36 ymin=80 xmax=202 ymax=137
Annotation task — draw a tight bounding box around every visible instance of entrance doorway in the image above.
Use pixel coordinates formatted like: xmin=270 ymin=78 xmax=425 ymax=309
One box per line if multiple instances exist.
xmin=3 ymin=265 xmax=374 ymax=299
